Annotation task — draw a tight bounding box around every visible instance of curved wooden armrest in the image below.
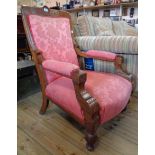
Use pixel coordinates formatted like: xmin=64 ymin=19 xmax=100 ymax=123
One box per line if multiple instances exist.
xmin=71 ymin=69 xmax=100 ymax=125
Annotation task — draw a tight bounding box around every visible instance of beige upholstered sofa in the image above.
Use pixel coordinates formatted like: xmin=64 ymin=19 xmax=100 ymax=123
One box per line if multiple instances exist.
xmin=73 ymin=15 xmax=138 ymax=91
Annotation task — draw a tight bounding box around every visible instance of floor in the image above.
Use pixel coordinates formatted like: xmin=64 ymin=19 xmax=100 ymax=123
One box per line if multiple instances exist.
xmin=17 ymin=92 xmax=138 ymax=155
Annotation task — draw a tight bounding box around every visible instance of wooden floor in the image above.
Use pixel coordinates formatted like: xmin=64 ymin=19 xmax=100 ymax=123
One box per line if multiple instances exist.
xmin=17 ymin=92 xmax=138 ymax=155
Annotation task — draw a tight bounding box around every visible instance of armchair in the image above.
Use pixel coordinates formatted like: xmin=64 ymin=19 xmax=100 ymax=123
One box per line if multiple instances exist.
xmin=21 ymin=6 xmax=133 ymax=151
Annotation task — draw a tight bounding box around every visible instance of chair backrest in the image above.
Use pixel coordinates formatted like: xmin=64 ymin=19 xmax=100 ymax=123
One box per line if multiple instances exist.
xmin=22 ymin=6 xmax=79 ymax=85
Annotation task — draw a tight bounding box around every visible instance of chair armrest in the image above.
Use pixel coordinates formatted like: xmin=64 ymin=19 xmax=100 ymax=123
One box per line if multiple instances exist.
xmin=42 ymin=59 xmax=80 ymax=79
xmin=82 ymin=50 xmax=117 ymax=62
xmin=76 ymin=49 xmax=135 ymax=89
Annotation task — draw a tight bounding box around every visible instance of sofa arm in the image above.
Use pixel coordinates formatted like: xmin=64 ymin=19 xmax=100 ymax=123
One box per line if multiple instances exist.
xmin=42 ymin=59 xmax=80 ymax=79
xmin=75 ymin=36 xmax=138 ymax=54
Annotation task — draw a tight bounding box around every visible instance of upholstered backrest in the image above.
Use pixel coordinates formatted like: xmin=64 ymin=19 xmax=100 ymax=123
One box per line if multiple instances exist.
xmin=27 ymin=14 xmax=79 ymax=83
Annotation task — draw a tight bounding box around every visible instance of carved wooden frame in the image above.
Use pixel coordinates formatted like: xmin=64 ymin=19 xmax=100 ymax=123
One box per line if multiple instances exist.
xmin=21 ymin=6 xmax=134 ymax=151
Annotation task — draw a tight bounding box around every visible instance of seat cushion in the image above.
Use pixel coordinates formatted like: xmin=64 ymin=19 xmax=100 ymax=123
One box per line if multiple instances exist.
xmin=45 ymin=71 xmax=132 ymax=124
xmin=45 ymin=76 xmax=84 ymax=122
xmin=85 ymin=71 xmax=132 ymax=124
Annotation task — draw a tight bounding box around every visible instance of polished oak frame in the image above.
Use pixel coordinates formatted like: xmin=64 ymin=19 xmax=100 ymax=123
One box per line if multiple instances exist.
xmin=21 ymin=6 xmax=134 ymax=151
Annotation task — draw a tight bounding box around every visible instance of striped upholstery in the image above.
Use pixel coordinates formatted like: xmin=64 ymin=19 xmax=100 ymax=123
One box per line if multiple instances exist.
xmin=77 ymin=15 xmax=96 ymax=36
xmin=75 ymin=36 xmax=138 ymax=54
xmin=73 ymin=24 xmax=81 ymax=36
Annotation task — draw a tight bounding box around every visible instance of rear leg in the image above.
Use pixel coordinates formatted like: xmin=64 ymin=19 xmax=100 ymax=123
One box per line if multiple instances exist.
xmin=39 ymin=95 xmax=49 ymax=114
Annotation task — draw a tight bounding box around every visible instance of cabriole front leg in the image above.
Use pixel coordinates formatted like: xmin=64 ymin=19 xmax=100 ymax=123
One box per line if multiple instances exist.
xmin=85 ymin=119 xmax=99 ymax=151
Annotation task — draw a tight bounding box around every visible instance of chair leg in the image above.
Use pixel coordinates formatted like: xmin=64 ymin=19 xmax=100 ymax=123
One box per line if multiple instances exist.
xmin=85 ymin=122 xmax=98 ymax=151
xmin=39 ymin=95 xmax=49 ymax=115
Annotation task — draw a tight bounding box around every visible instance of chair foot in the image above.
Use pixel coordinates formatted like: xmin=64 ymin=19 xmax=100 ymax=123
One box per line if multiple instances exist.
xmin=39 ymin=109 xmax=46 ymax=115
xmin=86 ymin=143 xmax=94 ymax=151
xmin=85 ymin=132 xmax=97 ymax=151
xmin=39 ymin=96 xmax=49 ymax=115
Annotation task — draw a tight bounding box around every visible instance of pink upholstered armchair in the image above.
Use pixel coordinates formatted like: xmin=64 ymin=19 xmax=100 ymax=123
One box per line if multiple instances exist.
xmin=21 ymin=6 xmax=134 ymax=151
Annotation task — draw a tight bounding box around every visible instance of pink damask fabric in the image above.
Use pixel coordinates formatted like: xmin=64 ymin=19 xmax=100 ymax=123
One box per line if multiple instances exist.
xmin=85 ymin=50 xmax=116 ymax=61
xmin=42 ymin=59 xmax=79 ymax=78
xmin=45 ymin=71 xmax=132 ymax=124
xmin=85 ymin=71 xmax=132 ymax=124
xmin=27 ymin=15 xmax=79 ymax=83
xmin=45 ymin=76 xmax=84 ymax=121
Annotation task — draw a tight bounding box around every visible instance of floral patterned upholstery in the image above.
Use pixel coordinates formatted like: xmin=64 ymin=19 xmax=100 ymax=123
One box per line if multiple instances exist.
xmin=27 ymin=14 xmax=132 ymax=125
xmin=85 ymin=50 xmax=117 ymax=61
xmin=27 ymin=15 xmax=79 ymax=83
xmin=45 ymin=71 xmax=132 ymax=124
xmin=42 ymin=59 xmax=79 ymax=78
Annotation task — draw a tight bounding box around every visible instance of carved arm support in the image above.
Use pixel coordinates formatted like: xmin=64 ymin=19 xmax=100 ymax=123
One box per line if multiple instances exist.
xmin=71 ymin=70 xmax=100 ymax=127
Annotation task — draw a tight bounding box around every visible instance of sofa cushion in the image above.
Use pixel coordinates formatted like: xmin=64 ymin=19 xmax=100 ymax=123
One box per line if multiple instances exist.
xmin=77 ymin=16 xmax=115 ymax=36
xmin=73 ymin=24 xmax=81 ymax=36
xmin=112 ymin=21 xmax=138 ymax=36
xmin=123 ymin=22 xmax=138 ymax=36
xmin=93 ymin=18 xmax=115 ymax=36
xmin=77 ymin=15 xmax=95 ymax=36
